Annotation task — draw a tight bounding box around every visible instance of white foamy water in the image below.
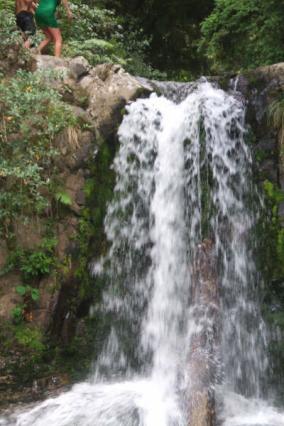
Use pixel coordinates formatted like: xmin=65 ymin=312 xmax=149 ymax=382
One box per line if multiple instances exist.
xmin=220 ymin=391 xmax=284 ymax=426
xmin=2 ymin=82 xmax=284 ymax=425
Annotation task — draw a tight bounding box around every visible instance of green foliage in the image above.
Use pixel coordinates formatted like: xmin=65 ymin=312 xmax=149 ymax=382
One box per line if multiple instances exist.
xmin=2 ymin=240 xmax=56 ymax=281
xmin=74 ymin=142 xmax=115 ymax=301
xmin=262 ymin=180 xmax=284 ymax=279
xmin=0 ymin=70 xmax=76 ymax=237
xmin=5 ymin=241 xmax=56 ymax=322
xmin=0 ymin=8 xmax=23 ymax=48
xmin=3 ymin=0 xmax=284 ymax=77
xmin=103 ymin=0 xmax=214 ymax=77
xmin=11 ymin=306 xmax=25 ymax=323
xmin=0 ymin=0 xmax=200 ymax=78
xmin=60 ymin=1 xmax=123 ymax=43
xmin=12 ymin=283 xmax=41 ymax=324
xmin=201 ymin=0 xmax=284 ymax=73
xmin=266 ymin=97 xmax=284 ymax=287
xmin=263 ymin=180 xmax=284 ymax=205
xmin=261 ymin=177 xmax=284 ymax=397
xmin=57 ymin=0 xmax=165 ymax=77
xmin=16 ymin=285 xmax=40 ymax=301
xmin=48 ymin=316 xmax=98 ymax=381
xmin=55 ymin=190 xmax=73 ymax=206
xmin=15 ymin=326 xmax=45 ymax=352
xmin=21 ymin=252 xmax=54 ymax=280
xmin=0 ymin=0 xmax=14 ymax=13
xmin=0 ymin=8 xmax=35 ymax=75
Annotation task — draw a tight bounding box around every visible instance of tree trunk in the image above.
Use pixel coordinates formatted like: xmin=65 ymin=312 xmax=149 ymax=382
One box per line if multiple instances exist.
xmin=188 ymin=239 xmax=221 ymax=426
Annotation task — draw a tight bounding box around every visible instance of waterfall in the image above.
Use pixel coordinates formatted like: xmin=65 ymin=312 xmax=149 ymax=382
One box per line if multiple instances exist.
xmin=3 ymin=81 xmax=284 ymax=426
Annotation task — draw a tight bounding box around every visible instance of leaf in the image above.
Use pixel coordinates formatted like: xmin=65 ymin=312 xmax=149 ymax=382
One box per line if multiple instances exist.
xmin=31 ymin=288 xmax=40 ymax=301
xmin=11 ymin=305 xmax=24 ymax=323
xmin=16 ymin=285 xmax=27 ymax=296
xmin=55 ymin=191 xmax=72 ymax=206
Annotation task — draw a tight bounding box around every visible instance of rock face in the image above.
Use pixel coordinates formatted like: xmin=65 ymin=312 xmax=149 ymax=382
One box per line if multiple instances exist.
xmin=0 ymin=55 xmax=151 ymax=408
xmin=0 ymin=54 xmax=151 ymax=325
xmin=232 ymin=64 xmax=284 ymax=191
xmin=35 ymin=56 xmax=151 ymax=141
xmin=233 ymin=63 xmax=284 ymax=400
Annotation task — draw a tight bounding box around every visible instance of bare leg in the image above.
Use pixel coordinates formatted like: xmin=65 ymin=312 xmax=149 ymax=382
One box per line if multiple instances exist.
xmin=48 ymin=27 xmax=62 ymax=57
xmin=38 ymin=28 xmax=52 ymax=54
xmin=23 ymin=38 xmax=31 ymax=48
xmin=21 ymin=31 xmax=31 ymax=49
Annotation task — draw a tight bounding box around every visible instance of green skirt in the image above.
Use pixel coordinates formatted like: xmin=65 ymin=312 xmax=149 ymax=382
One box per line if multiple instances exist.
xmin=35 ymin=0 xmax=59 ymax=28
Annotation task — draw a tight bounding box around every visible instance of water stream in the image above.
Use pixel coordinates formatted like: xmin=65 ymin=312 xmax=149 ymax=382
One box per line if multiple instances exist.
xmin=1 ymin=81 xmax=284 ymax=425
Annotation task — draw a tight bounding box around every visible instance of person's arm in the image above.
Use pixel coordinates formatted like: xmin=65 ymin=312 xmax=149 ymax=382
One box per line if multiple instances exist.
xmin=61 ymin=0 xmax=73 ymax=20
xmin=24 ymin=0 xmax=37 ymax=13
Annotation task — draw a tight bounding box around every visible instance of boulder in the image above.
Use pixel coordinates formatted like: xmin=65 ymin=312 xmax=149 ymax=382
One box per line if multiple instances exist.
xmin=34 ymin=55 xmax=70 ymax=76
xmin=80 ymin=63 xmax=152 ymax=139
xmin=69 ymin=56 xmax=91 ymax=80
xmin=34 ymin=55 xmax=152 ymax=141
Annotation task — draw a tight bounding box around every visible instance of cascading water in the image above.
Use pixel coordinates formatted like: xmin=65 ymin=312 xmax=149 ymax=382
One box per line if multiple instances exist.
xmin=2 ymin=82 xmax=284 ymax=426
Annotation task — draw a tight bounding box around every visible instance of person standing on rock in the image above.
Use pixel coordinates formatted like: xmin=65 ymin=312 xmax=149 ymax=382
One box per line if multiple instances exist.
xmin=15 ymin=0 xmax=37 ymax=49
xmin=35 ymin=0 xmax=73 ymax=57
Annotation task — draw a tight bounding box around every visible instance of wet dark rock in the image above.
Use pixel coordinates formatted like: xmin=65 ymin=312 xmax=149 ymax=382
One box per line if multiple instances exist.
xmin=225 ymin=64 xmax=284 ymax=188
xmin=75 ymin=189 xmax=86 ymax=206
xmin=72 ymin=142 xmax=92 ymax=170
xmin=0 ymin=375 xmax=72 ymax=412
xmin=258 ymin=159 xmax=278 ymax=182
xmin=279 ymin=202 xmax=284 ymax=223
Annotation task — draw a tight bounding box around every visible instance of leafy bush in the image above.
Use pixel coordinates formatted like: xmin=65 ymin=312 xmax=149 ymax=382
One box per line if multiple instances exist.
xmin=20 ymin=251 xmax=54 ymax=280
xmin=11 ymin=306 xmax=25 ymax=323
xmin=0 ymin=0 xmax=14 ymax=13
xmin=16 ymin=285 xmax=40 ymax=301
xmin=0 ymin=70 xmax=76 ymax=236
xmin=4 ymin=242 xmax=56 ymax=322
xmin=0 ymin=9 xmax=30 ymax=74
xmin=11 ymin=284 xmax=40 ymax=324
xmin=58 ymin=0 xmax=165 ymax=77
xmin=54 ymin=190 xmax=72 ymax=206
xmin=2 ymin=238 xmax=56 ymax=280
xmin=263 ymin=180 xmax=284 ymax=279
xmin=0 ymin=0 xmax=165 ymax=78
xmin=12 ymin=285 xmax=40 ymax=323
xmin=15 ymin=326 xmax=45 ymax=351
xmin=200 ymin=0 xmax=284 ymax=72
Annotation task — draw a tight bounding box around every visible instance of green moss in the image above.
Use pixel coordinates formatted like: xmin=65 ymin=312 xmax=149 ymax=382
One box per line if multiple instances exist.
xmin=0 ymin=321 xmax=50 ymax=383
xmin=259 ymin=177 xmax=284 ymax=399
xmin=15 ymin=325 xmax=45 ymax=352
xmin=50 ymin=317 xmax=99 ymax=381
xmin=74 ymin=141 xmax=116 ymax=301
